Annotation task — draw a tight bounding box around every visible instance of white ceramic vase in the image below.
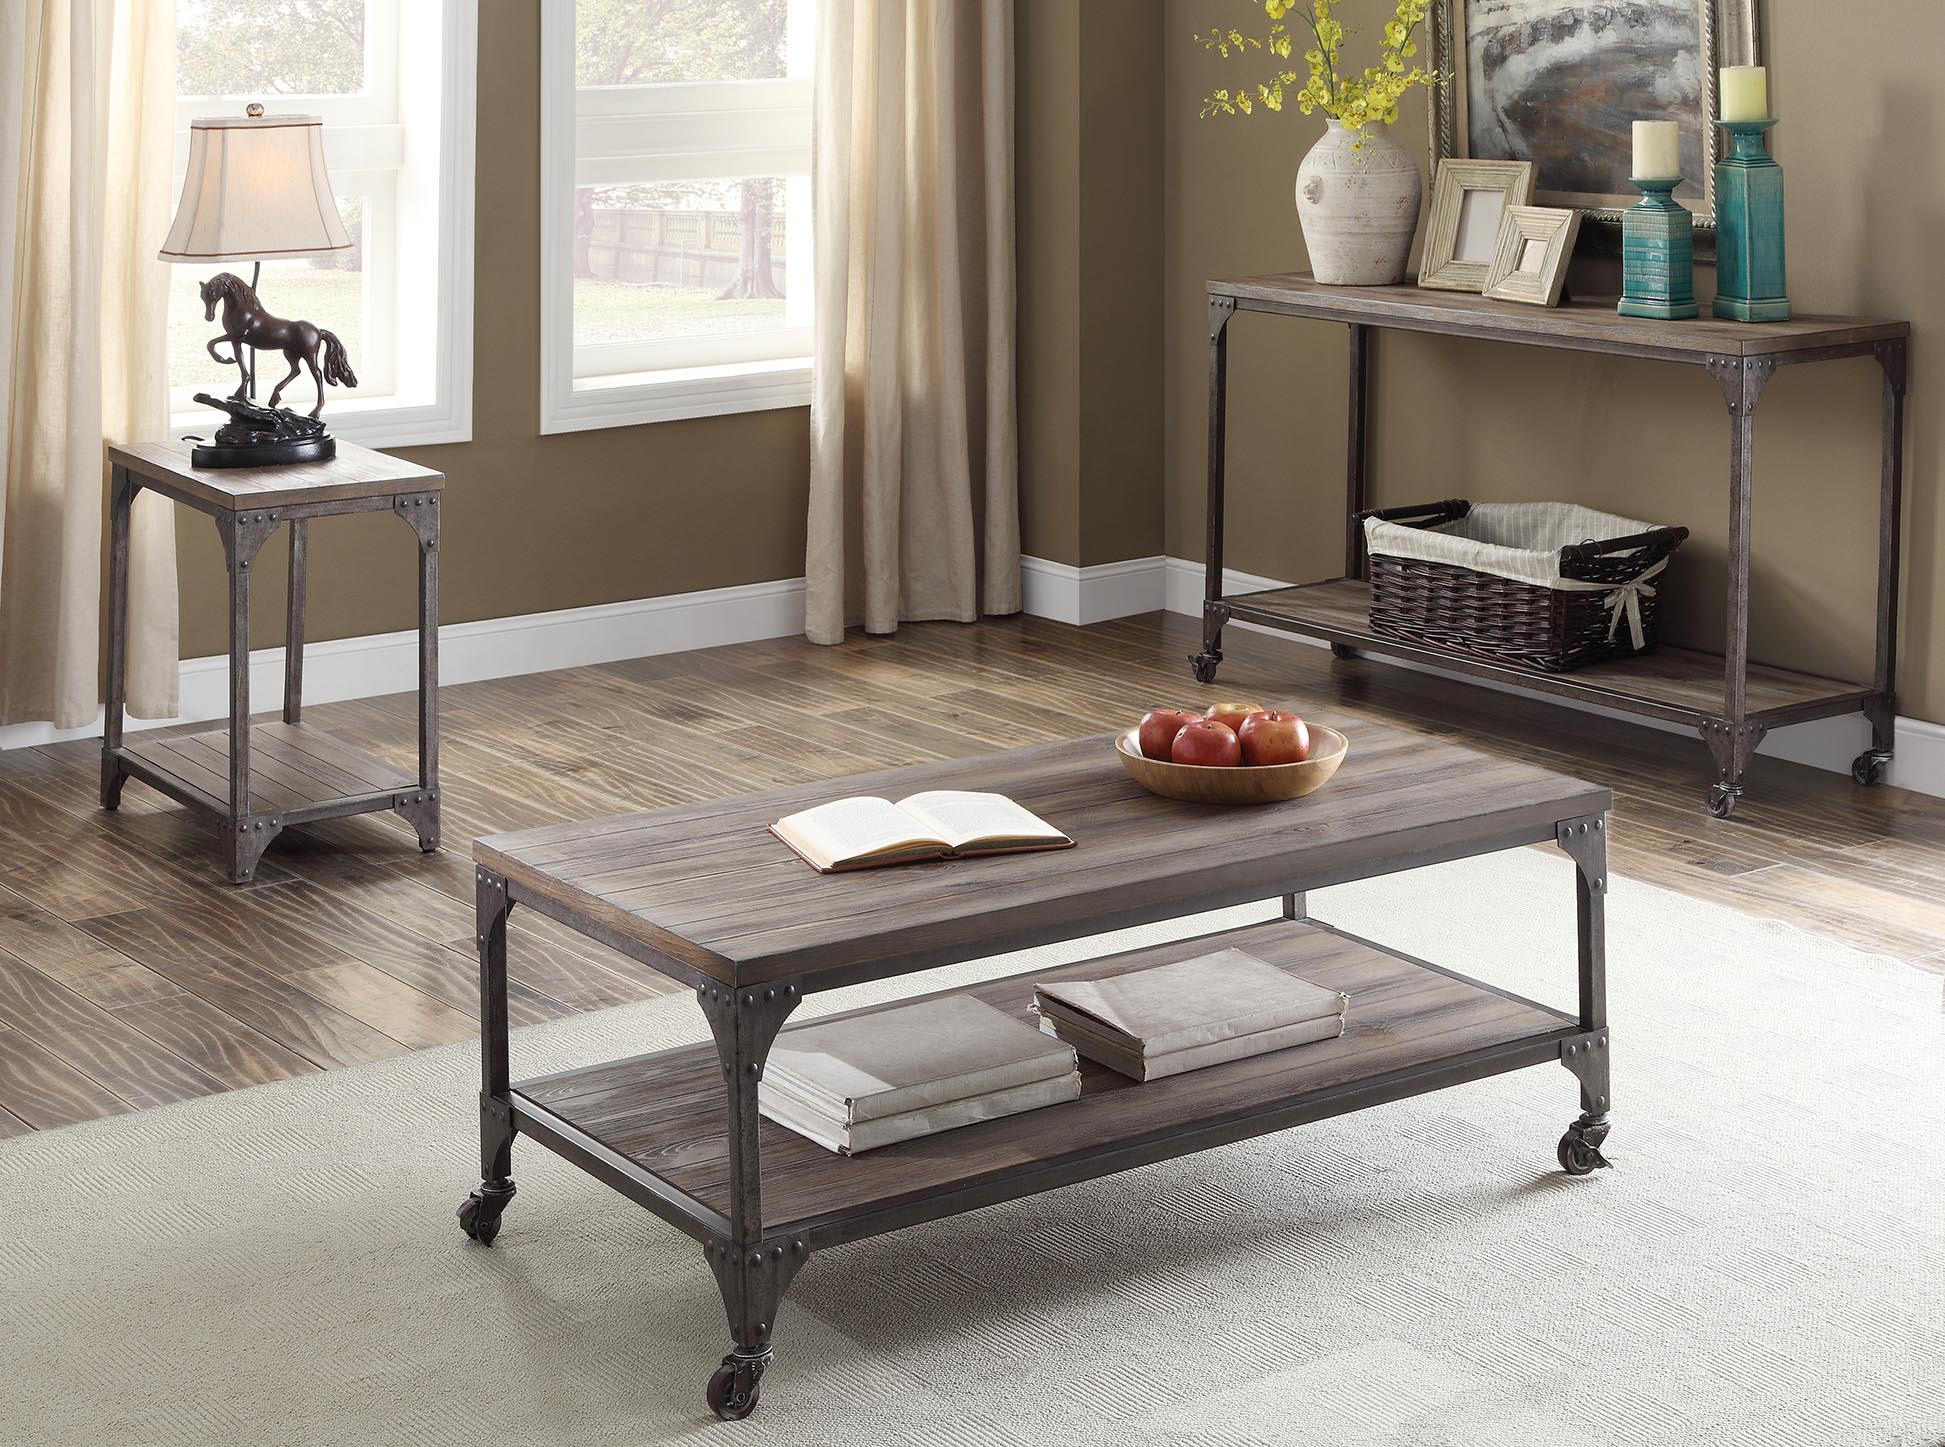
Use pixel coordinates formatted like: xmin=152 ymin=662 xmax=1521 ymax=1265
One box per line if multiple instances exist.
xmin=1294 ymin=120 xmax=1422 ymax=285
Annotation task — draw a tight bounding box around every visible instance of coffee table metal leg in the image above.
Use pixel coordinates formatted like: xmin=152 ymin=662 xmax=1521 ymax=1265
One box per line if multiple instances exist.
xmin=460 ymin=867 xmax=518 ymax=1246
xmin=698 ymin=980 xmax=804 ymax=1421
xmin=1554 ymin=815 xmax=1612 ymax=1174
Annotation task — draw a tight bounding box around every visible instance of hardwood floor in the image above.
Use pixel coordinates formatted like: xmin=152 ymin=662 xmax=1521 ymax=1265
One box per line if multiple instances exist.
xmin=0 ymin=611 xmax=1939 ymax=1132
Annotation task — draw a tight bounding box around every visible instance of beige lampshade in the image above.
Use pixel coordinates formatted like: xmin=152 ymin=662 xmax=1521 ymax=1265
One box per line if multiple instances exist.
xmin=158 ymin=113 xmax=352 ymax=262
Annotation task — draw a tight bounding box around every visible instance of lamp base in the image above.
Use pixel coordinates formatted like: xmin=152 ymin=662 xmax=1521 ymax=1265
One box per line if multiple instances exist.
xmin=187 ymin=391 xmax=334 ymax=469
xmin=189 ymin=435 xmax=336 ymax=469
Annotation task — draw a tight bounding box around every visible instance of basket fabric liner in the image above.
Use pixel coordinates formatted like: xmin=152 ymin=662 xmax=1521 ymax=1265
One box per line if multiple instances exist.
xmin=1364 ymin=501 xmax=1671 ymax=650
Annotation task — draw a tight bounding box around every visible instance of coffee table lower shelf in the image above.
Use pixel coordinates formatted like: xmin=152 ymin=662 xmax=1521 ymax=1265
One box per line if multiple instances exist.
xmin=500 ymin=916 xmax=1599 ymax=1253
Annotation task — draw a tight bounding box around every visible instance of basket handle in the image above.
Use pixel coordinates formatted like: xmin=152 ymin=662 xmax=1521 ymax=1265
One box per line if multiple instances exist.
xmin=1353 ymin=499 xmax=1471 ymax=529
xmin=1558 ymin=525 xmax=1689 ymax=571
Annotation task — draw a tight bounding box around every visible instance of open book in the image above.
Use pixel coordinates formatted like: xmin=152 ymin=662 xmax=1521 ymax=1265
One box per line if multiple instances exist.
xmin=769 ymin=790 xmax=1074 ymax=874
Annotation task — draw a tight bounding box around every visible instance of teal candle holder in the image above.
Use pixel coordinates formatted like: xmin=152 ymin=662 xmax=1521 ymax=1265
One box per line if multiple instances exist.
xmin=1618 ymin=176 xmax=1698 ymax=320
xmin=1713 ymin=118 xmax=1790 ymax=322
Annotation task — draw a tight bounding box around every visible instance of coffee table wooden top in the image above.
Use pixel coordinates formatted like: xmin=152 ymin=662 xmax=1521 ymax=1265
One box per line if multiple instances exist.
xmin=110 ymin=436 xmax=442 ymax=511
xmin=477 ymin=718 xmax=1608 ymax=991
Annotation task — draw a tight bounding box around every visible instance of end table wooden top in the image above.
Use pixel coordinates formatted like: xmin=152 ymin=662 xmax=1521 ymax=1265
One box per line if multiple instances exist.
xmin=476 ymin=718 xmax=1609 ymax=991
xmin=110 ymin=436 xmax=442 ymax=511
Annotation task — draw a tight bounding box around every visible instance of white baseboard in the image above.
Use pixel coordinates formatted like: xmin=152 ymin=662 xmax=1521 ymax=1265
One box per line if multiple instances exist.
xmin=8 ymin=552 xmax=1939 ymax=801
xmin=0 ymin=575 xmax=808 ymax=751
xmin=1019 ymin=554 xmax=1168 ymax=626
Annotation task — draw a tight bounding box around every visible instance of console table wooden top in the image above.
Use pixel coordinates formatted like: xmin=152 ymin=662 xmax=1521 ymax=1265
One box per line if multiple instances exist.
xmin=476 ymin=718 xmax=1608 ymax=990
xmin=1210 ymin=272 xmax=1909 ymax=362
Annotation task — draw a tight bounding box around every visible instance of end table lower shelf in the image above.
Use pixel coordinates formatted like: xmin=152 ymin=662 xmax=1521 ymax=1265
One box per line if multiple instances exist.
xmin=110 ymin=720 xmax=437 ymax=878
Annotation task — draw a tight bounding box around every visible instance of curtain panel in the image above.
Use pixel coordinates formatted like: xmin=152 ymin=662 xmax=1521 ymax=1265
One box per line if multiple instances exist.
xmin=0 ymin=0 xmax=178 ymax=728
xmin=806 ymin=0 xmax=1020 ymax=645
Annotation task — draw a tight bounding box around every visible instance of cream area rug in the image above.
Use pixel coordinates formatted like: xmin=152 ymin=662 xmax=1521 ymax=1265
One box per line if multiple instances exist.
xmin=2 ymin=850 xmax=1940 ymax=1447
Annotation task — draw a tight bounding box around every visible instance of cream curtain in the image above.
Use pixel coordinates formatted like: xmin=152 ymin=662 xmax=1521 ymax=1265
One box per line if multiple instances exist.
xmin=0 ymin=0 xmax=178 ymax=728
xmin=805 ymin=0 xmax=1020 ymax=645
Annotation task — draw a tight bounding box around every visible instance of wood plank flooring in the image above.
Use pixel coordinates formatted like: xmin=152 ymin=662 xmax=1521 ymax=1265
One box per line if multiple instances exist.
xmin=0 ymin=610 xmax=1939 ymax=1132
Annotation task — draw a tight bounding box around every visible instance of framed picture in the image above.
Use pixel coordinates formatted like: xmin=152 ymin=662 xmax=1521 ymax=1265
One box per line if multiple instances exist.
xmin=1428 ymin=0 xmax=1761 ymax=232
xmin=1483 ymin=206 xmax=1584 ymax=306
xmin=1419 ymin=159 xmax=1537 ymax=291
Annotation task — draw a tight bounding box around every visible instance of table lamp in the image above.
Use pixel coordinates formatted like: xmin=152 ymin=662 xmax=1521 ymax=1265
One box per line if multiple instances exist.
xmin=158 ymin=104 xmax=358 ymax=466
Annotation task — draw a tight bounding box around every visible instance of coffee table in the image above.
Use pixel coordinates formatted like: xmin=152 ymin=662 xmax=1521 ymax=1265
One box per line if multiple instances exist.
xmin=462 ymin=720 xmax=1613 ymax=1421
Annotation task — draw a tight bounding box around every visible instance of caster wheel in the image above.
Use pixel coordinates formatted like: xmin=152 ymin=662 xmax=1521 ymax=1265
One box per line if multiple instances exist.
xmin=706 ymin=1361 xmax=763 ymax=1421
xmin=1851 ymin=751 xmax=1888 ymax=787
xmin=1557 ymin=1117 xmax=1612 ymax=1177
xmin=1706 ymin=785 xmax=1737 ymax=819
xmin=1189 ymin=652 xmax=1221 ymax=685
xmin=457 ymin=1180 xmax=515 ymax=1246
xmin=1330 ymin=642 xmax=1357 ymax=660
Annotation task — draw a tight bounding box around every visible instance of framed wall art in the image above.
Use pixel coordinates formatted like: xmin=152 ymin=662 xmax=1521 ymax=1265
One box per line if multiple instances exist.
xmin=1418 ymin=159 xmax=1536 ymax=291
xmin=1483 ymin=206 xmax=1584 ymax=306
xmin=1428 ymin=0 xmax=1761 ymax=232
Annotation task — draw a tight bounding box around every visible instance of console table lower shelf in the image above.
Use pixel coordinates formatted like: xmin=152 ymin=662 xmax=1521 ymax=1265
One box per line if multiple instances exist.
xmin=461 ymin=914 xmax=1610 ymax=1419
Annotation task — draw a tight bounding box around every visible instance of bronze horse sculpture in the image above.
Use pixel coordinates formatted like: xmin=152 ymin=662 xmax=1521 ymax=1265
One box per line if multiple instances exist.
xmin=200 ymin=271 xmax=357 ymax=418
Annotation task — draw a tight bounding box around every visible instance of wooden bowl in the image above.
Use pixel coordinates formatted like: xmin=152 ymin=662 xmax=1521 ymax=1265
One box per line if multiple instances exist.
xmin=1114 ymin=725 xmax=1349 ymax=805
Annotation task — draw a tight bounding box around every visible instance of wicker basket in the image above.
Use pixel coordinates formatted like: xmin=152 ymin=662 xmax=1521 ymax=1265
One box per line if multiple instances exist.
xmin=1358 ymin=499 xmax=1688 ymax=673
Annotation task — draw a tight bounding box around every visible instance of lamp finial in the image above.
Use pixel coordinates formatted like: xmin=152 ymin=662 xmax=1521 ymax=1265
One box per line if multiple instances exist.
xmin=245 ymin=102 xmax=264 ymax=118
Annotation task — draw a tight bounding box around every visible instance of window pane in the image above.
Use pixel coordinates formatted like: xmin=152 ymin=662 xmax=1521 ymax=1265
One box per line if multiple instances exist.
xmin=177 ymin=0 xmax=367 ymax=97
xmin=167 ymin=197 xmax=369 ymax=404
xmin=575 ymin=0 xmax=793 ymax=86
xmin=573 ymin=181 xmax=794 ymax=348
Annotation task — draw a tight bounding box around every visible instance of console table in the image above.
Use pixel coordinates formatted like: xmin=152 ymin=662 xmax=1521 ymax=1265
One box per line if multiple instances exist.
xmin=461 ymin=723 xmax=1612 ymax=1420
xmin=102 ymin=438 xmax=442 ymax=882
xmin=1192 ymin=275 xmax=1910 ymax=817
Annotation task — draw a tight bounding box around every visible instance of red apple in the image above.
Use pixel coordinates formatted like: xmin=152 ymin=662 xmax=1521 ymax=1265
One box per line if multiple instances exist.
xmin=1237 ymin=710 xmax=1311 ymax=766
xmin=1137 ymin=708 xmax=1202 ymax=761
xmin=1171 ymin=719 xmax=1242 ymax=767
xmin=1203 ymin=700 xmax=1267 ymax=735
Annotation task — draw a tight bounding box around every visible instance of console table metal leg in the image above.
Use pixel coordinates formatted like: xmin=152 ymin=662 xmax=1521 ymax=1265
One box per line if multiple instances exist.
xmin=1193 ymin=296 xmax=1235 ymax=685
xmin=1855 ymin=339 xmax=1907 ymax=788
xmin=697 ymin=981 xmax=804 ymax=1421
xmin=1703 ymin=355 xmax=1774 ymax=818
xmin=284 ymin=520 xmax=307 ymax=724
xmin=1345 ymin=322 xmax=1370 ymax=583
xmin=1555 ymin=816 xmax=1612 ymax=1174
xmin=100 ymin=469 xmax=134 ymax=810
xmin=459 ymin=868 xmax=517 ymax=1247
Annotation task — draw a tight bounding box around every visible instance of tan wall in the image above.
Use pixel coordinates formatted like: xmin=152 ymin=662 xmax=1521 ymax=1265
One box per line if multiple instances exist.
xmin=1016 ymin=0 xmax=1167 ymax=569
xmin=1163 ymin=0 xmax=1945 ymax=722
xmin=174 ymin=0 xmax=810 ymax=659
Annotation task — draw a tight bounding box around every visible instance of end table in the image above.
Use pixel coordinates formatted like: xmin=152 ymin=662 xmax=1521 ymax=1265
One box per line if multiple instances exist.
xmin=102 ymin=438 xmax=443 ymax=883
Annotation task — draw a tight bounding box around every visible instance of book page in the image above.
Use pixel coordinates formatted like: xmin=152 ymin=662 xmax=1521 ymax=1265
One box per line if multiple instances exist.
xmin=774 ymin=797 xmax=945 ymax=869
xmin=896 ymin=791 xmax=1069 ymax=852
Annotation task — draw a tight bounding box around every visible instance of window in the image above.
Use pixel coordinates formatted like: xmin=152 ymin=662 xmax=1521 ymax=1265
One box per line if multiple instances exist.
xmin=168 ymin=0 xmax=476 ymax=446
xmin=539 ymin=0 xmax=815 ymax=432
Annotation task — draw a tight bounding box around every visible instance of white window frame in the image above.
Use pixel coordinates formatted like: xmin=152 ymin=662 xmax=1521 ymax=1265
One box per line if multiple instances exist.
xmin=167 ymin=0 xmax=477 ymax=449
xmin=538 ymin=0 xmax=813 ymax=434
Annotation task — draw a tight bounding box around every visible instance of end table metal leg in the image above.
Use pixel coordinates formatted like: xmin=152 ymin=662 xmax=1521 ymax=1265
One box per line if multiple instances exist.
xmin=101 ymin=469 xmax=135 ymax=810
xmin=697 ymin=979 xmax=803 ymax=1421
xmin=1856 ymin=339 xmax=1906 ymax=789
xmin=219 ymin=511 xmax=276 ymax=883
xmin=1555 ymin=816 xmax=1612 ymax=1176
xmin=284 ymin=519 xmax=307 ymax=724
xmin=460 ymin=867 xmax=517 ymax=1247
xmin=395 ymin=494 xmax=441 ymax=852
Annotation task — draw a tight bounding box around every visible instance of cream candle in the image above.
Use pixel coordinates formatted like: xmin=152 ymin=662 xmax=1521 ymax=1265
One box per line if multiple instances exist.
xmin=1720 ymin=65 xmax=1768 ymax=122
xmin=1632 ymin=120 xmax=1680 ymax=178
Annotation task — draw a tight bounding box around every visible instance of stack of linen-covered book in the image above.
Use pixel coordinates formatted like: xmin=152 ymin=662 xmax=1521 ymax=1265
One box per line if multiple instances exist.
xmin=1033 ymin=947 xmax=1350 ymax=1081
xmin=759 ymin=995 xmax=1080 ymax=1155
